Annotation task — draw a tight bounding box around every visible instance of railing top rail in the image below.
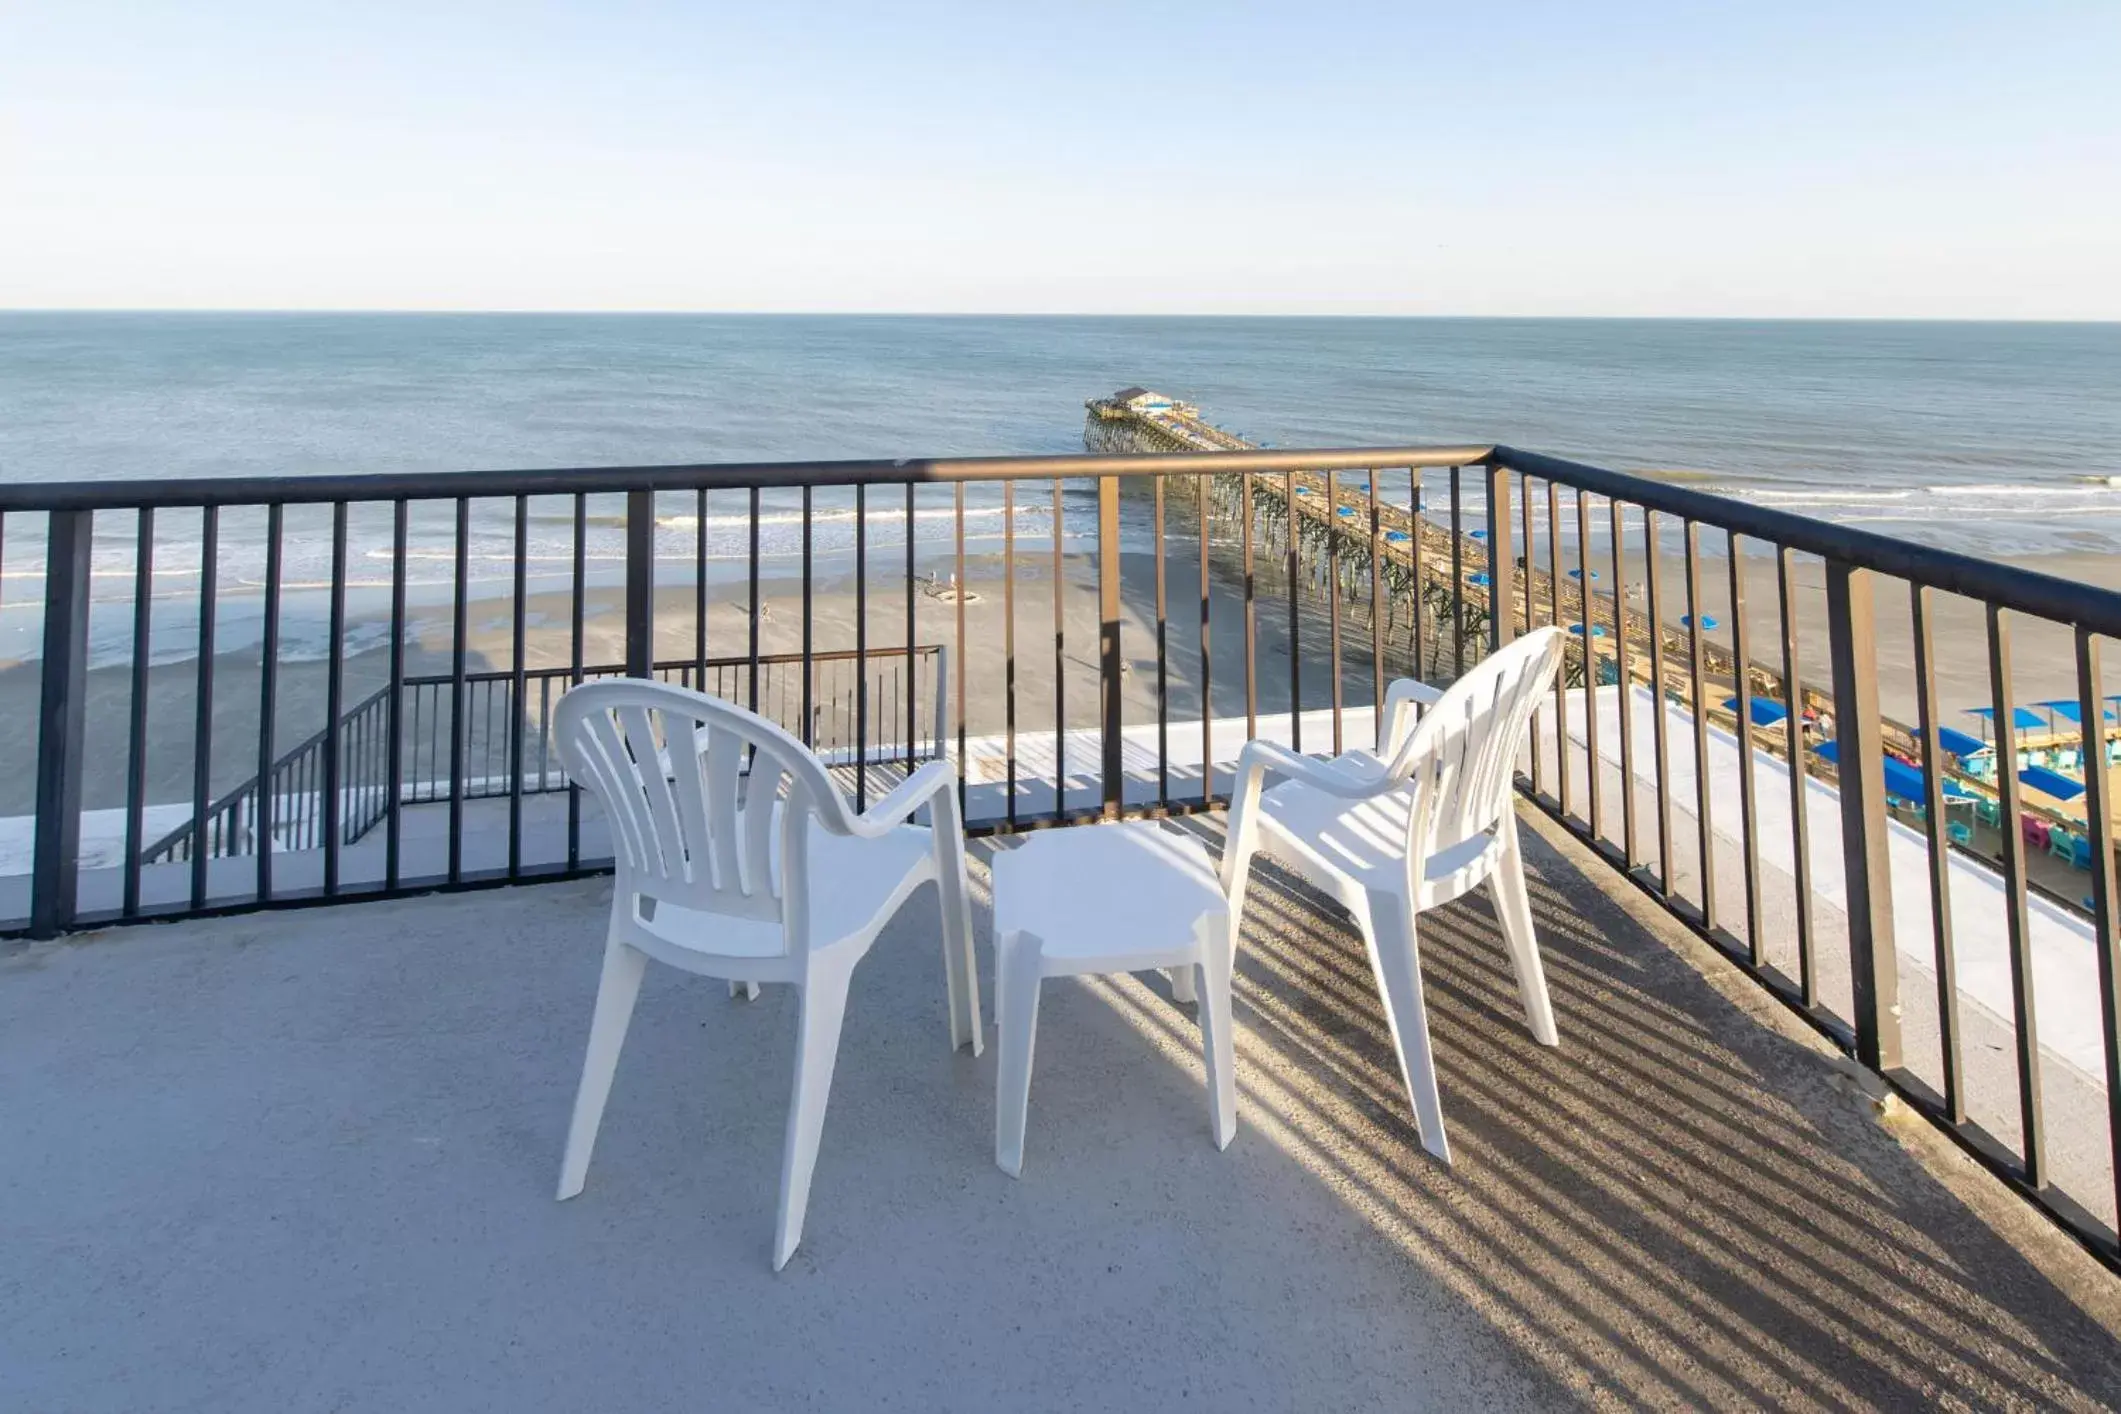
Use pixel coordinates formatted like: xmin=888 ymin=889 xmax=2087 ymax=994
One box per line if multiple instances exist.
xmin=0 ymin=445 xmax=1497 ymax=513
xmin=1493 ymin=445 xmax=2121 ymax=639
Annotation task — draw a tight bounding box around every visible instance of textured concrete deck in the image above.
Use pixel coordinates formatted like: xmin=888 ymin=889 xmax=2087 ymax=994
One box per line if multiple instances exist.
xmin=5 ymin=810 xmax=2120 ymax=1411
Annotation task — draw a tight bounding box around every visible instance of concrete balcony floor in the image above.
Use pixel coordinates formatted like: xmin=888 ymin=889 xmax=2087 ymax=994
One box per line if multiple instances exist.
xmin=5 ymin=811 xmax=2120 ymax=1411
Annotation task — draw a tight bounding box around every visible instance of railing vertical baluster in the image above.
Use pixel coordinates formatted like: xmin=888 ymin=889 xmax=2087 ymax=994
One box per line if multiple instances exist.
xmin=509 ymin=495 xmax=528 ymax=878
xmin=856 ymin=483 xmax=868 ymax=809
xmin=323 ymin=503 xmax=347 ymax=894
xmin=31 ymin=510 xmax=92 ymax=937
xmin=1368 ymin=471 xmax=1383 ymax=725
xmin=1242 ymin=471 xmax=1257 ymax=741
xmin=1547 ymin=479 xmax=1568 ymax=818
xmin=1912 ymin=585 xmax=1964 ymax=1120
xmin=124 ymin=510 xmax=155 ymax=916
xmin=1644 ymin=510 xmax=1673 ymax=895
xmin=904 ymin=485 xmax=916 ymax=771
xmin=1053 ymin=475 xmax=1067 ymax=811
xmin=1449 ymin=466 xmax=1465 ymax=679
xmin=1577 ymin=490 xmax=1599 ymax=838
xmin=569 ymin=495 xmax=585 ymax=869
xmin=1983 ymin=603 xmax=2043 ymax=1182
xmin=954 ymin=483 xmax=967 ymax=818
xmin=1778 ymin=548 xmax=1816 ymax=1003
xmin=624 ymin=489 xmax=654 ymax=681
xmin=1525 ymin=473 xmax=1542 ymax=797
xmin=190 ymin=507 xmax=218 ymax=912
xmin=1728 ymin=534 xmax=1762 ymax=965
xmin=1610 ymin=497 xmax=1637 ymax=868
xmin=1154 ymin=476 xmax=1169 ymax=803
xmin=1327 ymin=470 xmax=1344 ymax=754
xmin=1005 ymin=480 xmax=1017 ymax=827
xmin=1410 ymin=475 xmax=1425 ymax=680
xmin=1098 ymin=474 xmax=1124 ymax=819
xmin=1286 ymin=470 xmax=1302 ymax=755
xmin=802 ymin=487 xmax=815 ymax=750
xmin=696 ymin=487 xmax=708 ymax=689
xmin=2072 ymin=628 xmax=2121 ymax=1226
xmin=387 ymin=500 xmax=407 ymax=889
xmin=257 ymin=506 xmax=283 ymax=900
xmin=750 ymin=487 xmax=764 ymax=725
xmin=1684 ymin=521 xmax=1716 ymax=928
xmin=1199 ymin=473 xmax=1212 ymax=802
xmin=449 ymin=498 xmax=469 ymax=884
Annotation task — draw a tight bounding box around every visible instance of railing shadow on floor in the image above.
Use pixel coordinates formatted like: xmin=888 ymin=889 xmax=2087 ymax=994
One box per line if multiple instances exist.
xmin=969 ymin=817 xmax=2121 ymax=1409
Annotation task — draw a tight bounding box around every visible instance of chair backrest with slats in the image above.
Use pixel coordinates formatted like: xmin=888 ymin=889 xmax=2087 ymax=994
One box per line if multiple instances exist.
xmin=554 ymin=679 xmax=858 ymax=954
xmin=1383 ymin=627 xmax=1566 ymax=878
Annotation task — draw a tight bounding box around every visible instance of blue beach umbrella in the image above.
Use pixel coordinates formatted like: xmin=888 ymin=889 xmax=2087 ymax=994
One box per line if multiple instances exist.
xmin=1680 ymin=614 xmax=1720 ymax=631
xmin=1722 ymin=696 xmax=1790 ymax=727
xmin=1567 ymin=568 xmax=1602 ymax=581
xmin=1568 ymin=623 xmax=1608 ymax=638
xmin=1966 ymin=705 xmax=2047 ymax=733
xmin=1295 ymin=487 xmax=1315 ymax=496
xmin=1468 ymin=572 xmax=1492 ymax=587
xmin=1385 ymin=531 xmax=1411 ymax=544
xmin=1336 ymin=506 xmax=1356 ymax=518
xmin=1469 ymin=529 xmax=1489 ymax=541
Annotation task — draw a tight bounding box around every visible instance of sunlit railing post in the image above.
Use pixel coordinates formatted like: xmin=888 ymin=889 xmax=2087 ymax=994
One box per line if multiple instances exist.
xmin=1098 ymin=473 xmax=1125 ymax=819
xmin=1824 ymin=558 xmax=1903 ymax=1070
xmin=1484 ymin=461 xmax=1515 ymax=651
xmin=31 ymin=510 xmax=92 ymax=939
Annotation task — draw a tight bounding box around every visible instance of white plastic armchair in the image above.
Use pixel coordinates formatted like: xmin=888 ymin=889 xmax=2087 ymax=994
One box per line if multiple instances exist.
xmin=1221 ymin=627 xmax=1568 ymax=1163
xmin=550 ymin=678 xmax=979 ymax=1271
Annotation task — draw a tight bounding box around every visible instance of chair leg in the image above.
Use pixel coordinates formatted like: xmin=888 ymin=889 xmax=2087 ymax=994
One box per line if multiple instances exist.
xmin=1195 ymin=918 xmax=1237 ymax=1151
xmin=994 ymin=934 xmax=1043 ymax=1178
xmin=729 ymin=980 xmax=761 ymax=1001
xmin=557 ymin=940 xmax=649 ymax=1200
xmin=773 ymin=959 xmax=856 ymax=1272
xmin=931 ymin=804 xmax=982 ymax=1056
xmin=1169 ymin=964 xmax=1197 ymax=1006
xmin=1364 ymin=893 xmax=1451 ymax=1163
xmin=1494 ymin=821 xmax=1560 ymax=1047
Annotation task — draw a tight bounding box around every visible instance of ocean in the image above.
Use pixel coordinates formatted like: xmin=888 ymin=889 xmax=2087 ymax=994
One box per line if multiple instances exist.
xmin=2 ymin=313 xmax=2118 ymax=666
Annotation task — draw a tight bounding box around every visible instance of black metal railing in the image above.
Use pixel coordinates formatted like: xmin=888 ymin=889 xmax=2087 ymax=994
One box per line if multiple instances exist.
xmin=137 ymin=645 xmax=947 ymax=868
xmin=3 ymin=442 xmax=2118 ymax=1270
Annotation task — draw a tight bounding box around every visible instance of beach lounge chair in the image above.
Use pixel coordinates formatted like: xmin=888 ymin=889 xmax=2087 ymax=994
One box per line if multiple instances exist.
xmin=551 ymin=679 xmax=980 ymax=1270
xmin=1221 ymin=627 xmax=1567 ymax=1162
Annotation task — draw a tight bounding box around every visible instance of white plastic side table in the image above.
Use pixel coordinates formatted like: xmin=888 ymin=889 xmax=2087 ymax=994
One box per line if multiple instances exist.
xmin=989 ymin=821 xmax=1236 ymax=1177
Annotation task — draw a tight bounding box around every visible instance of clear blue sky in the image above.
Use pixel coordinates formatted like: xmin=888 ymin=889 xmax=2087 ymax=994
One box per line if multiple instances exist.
xmin=4 ymin=1 xmax=2116 ymax=316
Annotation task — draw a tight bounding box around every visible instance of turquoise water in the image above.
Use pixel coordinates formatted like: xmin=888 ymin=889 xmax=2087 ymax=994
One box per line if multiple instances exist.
xmin=2 ymin=313 xmax=2118 ymax=662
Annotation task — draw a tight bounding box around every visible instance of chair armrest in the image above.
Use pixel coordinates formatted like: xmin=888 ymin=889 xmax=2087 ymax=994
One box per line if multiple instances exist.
xmin=1378 ymin=677 xmax=1445 ymax=757
xmin=847 ymin=758 xmax=959 ymax=838
xmin=1234 ymin=739 xmax=1393 ymax=801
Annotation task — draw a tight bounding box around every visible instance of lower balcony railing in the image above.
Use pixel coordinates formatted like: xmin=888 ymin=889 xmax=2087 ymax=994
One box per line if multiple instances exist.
xmin=2 ymin=442 xmax=2119 ymax=1270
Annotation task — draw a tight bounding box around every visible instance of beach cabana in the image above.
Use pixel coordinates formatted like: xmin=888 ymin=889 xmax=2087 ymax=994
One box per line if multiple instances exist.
xmin=1934 ymin=725 xmax=1990 ymax=759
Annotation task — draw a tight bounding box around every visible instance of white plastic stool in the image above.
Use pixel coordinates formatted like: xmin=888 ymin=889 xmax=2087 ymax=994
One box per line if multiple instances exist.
xmin=990 ymin=822 xmax=1236 ymax=1177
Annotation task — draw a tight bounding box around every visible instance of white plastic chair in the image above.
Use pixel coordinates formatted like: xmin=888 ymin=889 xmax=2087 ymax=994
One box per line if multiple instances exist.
xmin=551 ymin=678 xmax=980 ymax=1271
xmin=1221 ymin=627 xmax=1567 ymax=1163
